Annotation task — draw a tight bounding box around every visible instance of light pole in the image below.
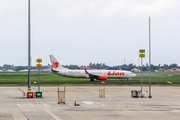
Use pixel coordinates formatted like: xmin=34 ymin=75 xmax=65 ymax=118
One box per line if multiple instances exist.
xmin=149 ymin=16 xmax=152 ymax=98
xmin=28 ymin=0 xmax=31 ymax=91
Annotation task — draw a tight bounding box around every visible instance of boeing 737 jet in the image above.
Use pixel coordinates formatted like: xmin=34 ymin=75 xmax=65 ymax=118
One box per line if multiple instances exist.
xmin=49 ymin=55 xmax=136 ymax=81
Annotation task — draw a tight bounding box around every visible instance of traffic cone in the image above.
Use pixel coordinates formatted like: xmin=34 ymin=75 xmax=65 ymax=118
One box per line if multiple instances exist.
xmin=74 ymin=101 xmax=76 ymax=106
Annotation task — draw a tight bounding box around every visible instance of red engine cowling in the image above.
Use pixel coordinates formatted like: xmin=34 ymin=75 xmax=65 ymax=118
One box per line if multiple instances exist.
xmin=99 ymin=76 xmax=107 ymax=80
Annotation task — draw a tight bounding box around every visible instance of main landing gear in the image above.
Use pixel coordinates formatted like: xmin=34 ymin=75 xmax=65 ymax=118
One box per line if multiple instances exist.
xmin=90 ymin=78 xmax=94 ymax=82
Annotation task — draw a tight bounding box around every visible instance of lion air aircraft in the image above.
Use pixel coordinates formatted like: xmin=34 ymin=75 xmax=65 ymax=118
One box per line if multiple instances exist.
xmin=49 ymin=55 xmax=136 ymax=81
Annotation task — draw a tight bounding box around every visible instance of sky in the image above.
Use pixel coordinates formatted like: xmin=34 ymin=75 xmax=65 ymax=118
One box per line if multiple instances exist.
xmin=0 ymin=0 xmax=180 ymax=67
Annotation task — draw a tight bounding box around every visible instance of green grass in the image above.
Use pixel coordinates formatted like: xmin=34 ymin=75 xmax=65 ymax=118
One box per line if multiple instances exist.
xmin=0 ymin=72 xmax=123 ymax=82
xmin=0 ymin=71 xmax=180 ymax=83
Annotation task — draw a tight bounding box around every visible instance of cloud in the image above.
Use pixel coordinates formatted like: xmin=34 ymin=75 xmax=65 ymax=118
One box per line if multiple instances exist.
xmin=58 ymin=0 xmax=179 ymax=19
xmin=102 ymin=0 xmax=176 ymax=18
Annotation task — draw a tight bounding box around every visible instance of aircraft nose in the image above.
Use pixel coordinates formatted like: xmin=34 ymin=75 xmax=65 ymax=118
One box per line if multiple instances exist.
xmin=133 ymin=74 xmax=136 ymax=77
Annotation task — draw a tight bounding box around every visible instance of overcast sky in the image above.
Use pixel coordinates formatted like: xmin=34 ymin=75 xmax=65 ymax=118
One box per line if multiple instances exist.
xmin=0 ymin=0 xmax=180 ymax=66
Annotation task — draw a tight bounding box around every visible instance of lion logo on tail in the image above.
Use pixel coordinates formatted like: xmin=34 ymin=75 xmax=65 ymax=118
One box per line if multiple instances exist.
xmin=52 ymin=61 xmax=59 ymax=69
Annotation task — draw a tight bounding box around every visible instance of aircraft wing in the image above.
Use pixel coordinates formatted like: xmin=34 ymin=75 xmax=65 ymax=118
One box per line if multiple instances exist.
xmin=84 ymin=68 xmax=98 ymax=78
xmin=84 ymin=68 xmax=107 ymax=80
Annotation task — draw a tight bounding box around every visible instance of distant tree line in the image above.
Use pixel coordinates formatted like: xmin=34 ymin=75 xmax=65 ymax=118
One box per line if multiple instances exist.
xmin=63 ymin=63 xmax=180 ymax=71
xmin=0 ymin=63 xmax=179 ymax=71
xmin=88 ymin=63 xmax=120 ymax=70
xmin=0 ymin=64 xmax=50 ymax=71
xmin=15 ymin=65 xmax=50 ymax=71
xmin=63 ymin=65 xmax=79 ymax=70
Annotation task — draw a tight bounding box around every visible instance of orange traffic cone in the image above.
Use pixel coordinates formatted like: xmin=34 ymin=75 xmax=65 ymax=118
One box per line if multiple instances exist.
xmin=74 ymin=101 xmax=76 ymax=106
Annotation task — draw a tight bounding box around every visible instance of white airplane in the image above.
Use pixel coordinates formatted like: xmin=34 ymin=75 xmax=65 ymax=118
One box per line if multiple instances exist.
xmin=49 ymin=55 xmax=136 ymax=81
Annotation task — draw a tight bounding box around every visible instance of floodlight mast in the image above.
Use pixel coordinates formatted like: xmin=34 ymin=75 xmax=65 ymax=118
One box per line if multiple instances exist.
xmin=149 ymin=16 xmax=152 ymax=98
xmin=28 ymin=0 xmax=31 ymax=90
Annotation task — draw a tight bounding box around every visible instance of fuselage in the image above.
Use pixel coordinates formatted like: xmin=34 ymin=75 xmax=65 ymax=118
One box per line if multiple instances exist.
xmin=52 ymin=69 xmax=136 ymax=79
xmin=49 ymin=55 xmax=136 ymax=81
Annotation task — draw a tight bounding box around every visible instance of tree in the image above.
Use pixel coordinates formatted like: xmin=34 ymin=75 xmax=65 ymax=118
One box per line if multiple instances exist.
xmin=121 ymin=64 xmax=128 ymax=70
xmin=128 ymin=64 xmax=134 ymax=71
xmin=169 ymin=64 xmax=178 ymax=69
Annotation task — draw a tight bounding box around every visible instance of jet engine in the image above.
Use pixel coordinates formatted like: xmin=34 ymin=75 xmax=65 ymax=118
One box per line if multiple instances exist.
xmin=99 ymin=76 xmax=107 ymax=80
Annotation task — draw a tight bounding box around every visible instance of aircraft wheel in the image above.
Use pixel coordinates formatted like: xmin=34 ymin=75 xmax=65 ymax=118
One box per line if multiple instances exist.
xmin=90 ymin=78 xmax=94 ymax=81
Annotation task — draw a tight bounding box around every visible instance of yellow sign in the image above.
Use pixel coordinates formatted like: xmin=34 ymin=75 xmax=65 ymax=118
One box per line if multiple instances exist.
xmin=139 ymin=49 xmax=145 ymax=53
xmin=36 ymin=64 xmax=42 ymax=68
xmin=167 ymin=81 xmax=173 ymax=84
xmin=36 ymin=59 xmax=42 ymax=62
xmin=101 ymin=81 xmax=105 ymax=84
xmin=139 ymin=54 xmax=145 ymax=58
xmin=34 ymin=82 xmax=36 ymax=84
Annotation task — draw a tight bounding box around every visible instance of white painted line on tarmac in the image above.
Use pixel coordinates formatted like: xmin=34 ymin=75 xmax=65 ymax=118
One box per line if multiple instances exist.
xmin=82 ymin=101 xmax=94 ymax=105
xmin=94 ymin=102 xmax=106 ymax=106
xmin=17 ymin=102 xmax=20 ymax=107
xmin=1 ymin=110 xmax=4 ymax=115
xmin=29 ymin=102 xmax=34 ymax=107
xmin=42 ymin=107 xmax=61 ymax=120
xmin=43 ymin=104 xmax=47 ymax=106
xmin=41 ymin=102 xmax=47 ymax=106
xmin=170 ymin=110 xmax=180 ymax=112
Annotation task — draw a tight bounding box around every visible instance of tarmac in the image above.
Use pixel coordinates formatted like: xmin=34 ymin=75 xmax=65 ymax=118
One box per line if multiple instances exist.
xmin=0 ymin=86 xmax=180 ymax=120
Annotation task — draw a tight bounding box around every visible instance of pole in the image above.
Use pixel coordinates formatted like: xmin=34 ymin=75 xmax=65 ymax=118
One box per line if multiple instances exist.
xmin=138 ymin=58 xmax=140 ymax=70
xmin=38 ymin=66 xmax=40 ymax=92
xmin=141 ymin=57 xmax=143 ymax=98
xmin=149 ymin=16 xmax=152 ymax=98
xmin=28 ymin=0 xmax=31 ymax=90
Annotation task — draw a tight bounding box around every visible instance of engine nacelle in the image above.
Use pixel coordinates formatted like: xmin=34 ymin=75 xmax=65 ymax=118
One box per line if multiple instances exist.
xmin=99 ymin=76 xmax=107 ymax=80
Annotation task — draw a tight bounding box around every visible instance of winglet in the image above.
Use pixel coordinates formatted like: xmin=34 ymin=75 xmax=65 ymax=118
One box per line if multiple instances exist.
xmin=84 ymin=68 xmax=88 ymax=74
xmin=75 ymin=68 xmax=77 ymax=70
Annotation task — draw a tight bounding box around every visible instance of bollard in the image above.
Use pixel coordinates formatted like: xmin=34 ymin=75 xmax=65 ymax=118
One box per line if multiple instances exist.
xmin=33 ymin=92 xmax=36 ymax=98
xmin=23 ymin=92 xmax=26 ymax=99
